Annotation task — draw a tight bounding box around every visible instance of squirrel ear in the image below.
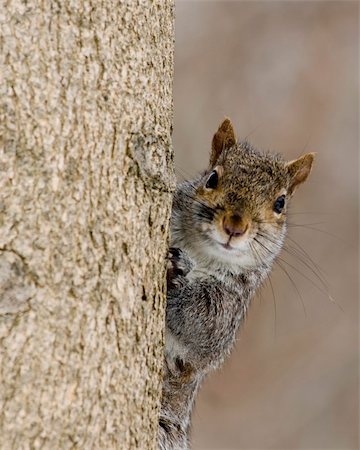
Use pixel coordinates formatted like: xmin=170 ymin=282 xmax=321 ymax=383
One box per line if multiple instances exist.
xmin=210 ymin=118 xmax=236 ymax=166
xmin=286 ymin=153 xmax=315 ymax=194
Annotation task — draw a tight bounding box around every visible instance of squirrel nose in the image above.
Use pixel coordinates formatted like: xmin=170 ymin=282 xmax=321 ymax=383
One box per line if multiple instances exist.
xmin=223 ymin=214 xmax=248 ymax=237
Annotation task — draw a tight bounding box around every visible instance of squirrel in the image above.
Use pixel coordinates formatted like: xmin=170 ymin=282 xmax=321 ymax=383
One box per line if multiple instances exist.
xmin=158 ymin=118 xmax=314 ymax=450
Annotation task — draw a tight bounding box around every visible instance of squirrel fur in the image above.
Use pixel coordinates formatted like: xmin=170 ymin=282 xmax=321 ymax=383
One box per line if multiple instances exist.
xmin=158 ymin=118 xmax=314 ymax=450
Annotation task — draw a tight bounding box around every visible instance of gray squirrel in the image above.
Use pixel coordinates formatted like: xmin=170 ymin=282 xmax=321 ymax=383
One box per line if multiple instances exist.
xmin=159 ymin=119 xmax=314 ymax=450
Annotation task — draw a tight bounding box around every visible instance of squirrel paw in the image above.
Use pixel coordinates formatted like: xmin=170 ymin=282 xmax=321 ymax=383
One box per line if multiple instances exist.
xmin=167 ymin=247 xmax=194 ymax=290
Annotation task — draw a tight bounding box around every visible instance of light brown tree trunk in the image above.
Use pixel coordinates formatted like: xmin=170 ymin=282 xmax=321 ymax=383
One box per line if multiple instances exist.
xmin=0 ymin=1 xmax=174 ymax=448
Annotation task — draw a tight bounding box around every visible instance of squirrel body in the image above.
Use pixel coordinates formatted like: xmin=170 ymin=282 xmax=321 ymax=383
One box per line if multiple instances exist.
xmin=159 ymin=119 xmax=314 ymax=450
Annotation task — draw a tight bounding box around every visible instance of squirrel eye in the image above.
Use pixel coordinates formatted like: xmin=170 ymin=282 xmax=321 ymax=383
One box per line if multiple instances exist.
xmin=273 ymin=195 xmax=286 ymax=214
xmin=206 ymin=170 xmax=219 ymax=189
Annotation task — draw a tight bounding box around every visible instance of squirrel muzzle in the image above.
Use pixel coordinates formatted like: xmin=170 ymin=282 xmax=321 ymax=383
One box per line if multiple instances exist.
xmin=222 ymin=214 xmax=250 ymax=239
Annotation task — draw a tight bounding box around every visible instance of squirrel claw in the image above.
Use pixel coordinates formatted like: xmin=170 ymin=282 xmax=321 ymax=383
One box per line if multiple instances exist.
xmin=167 ymin=247 xmax=194 ymax=290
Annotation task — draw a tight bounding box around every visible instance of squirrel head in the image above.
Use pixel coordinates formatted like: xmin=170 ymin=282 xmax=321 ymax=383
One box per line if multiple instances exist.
xmin=177 ymin=118 xmax=315 ymax=271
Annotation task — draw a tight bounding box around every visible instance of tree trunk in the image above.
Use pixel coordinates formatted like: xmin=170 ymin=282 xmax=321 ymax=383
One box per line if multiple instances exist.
xmin=0 ymin=1 xmax=174 ymax=448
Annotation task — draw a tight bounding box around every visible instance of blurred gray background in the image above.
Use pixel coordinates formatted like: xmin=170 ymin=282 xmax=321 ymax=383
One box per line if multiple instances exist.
xmin=173 ymin=1 xmax=358 ymax=449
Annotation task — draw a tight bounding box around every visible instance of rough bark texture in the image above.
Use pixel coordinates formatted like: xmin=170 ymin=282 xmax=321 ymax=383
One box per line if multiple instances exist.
xmin=0 ymin=1 xmax=174 ymax=449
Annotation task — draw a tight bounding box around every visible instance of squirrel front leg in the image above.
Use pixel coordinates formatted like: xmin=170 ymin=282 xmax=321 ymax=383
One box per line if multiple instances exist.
xmin=166 ymin=271 xmax=244 ymax=372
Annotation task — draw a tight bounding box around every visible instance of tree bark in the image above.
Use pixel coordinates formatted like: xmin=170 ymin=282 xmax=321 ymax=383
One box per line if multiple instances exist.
xmin=0 ymin=1 xmax=174 ymax=448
